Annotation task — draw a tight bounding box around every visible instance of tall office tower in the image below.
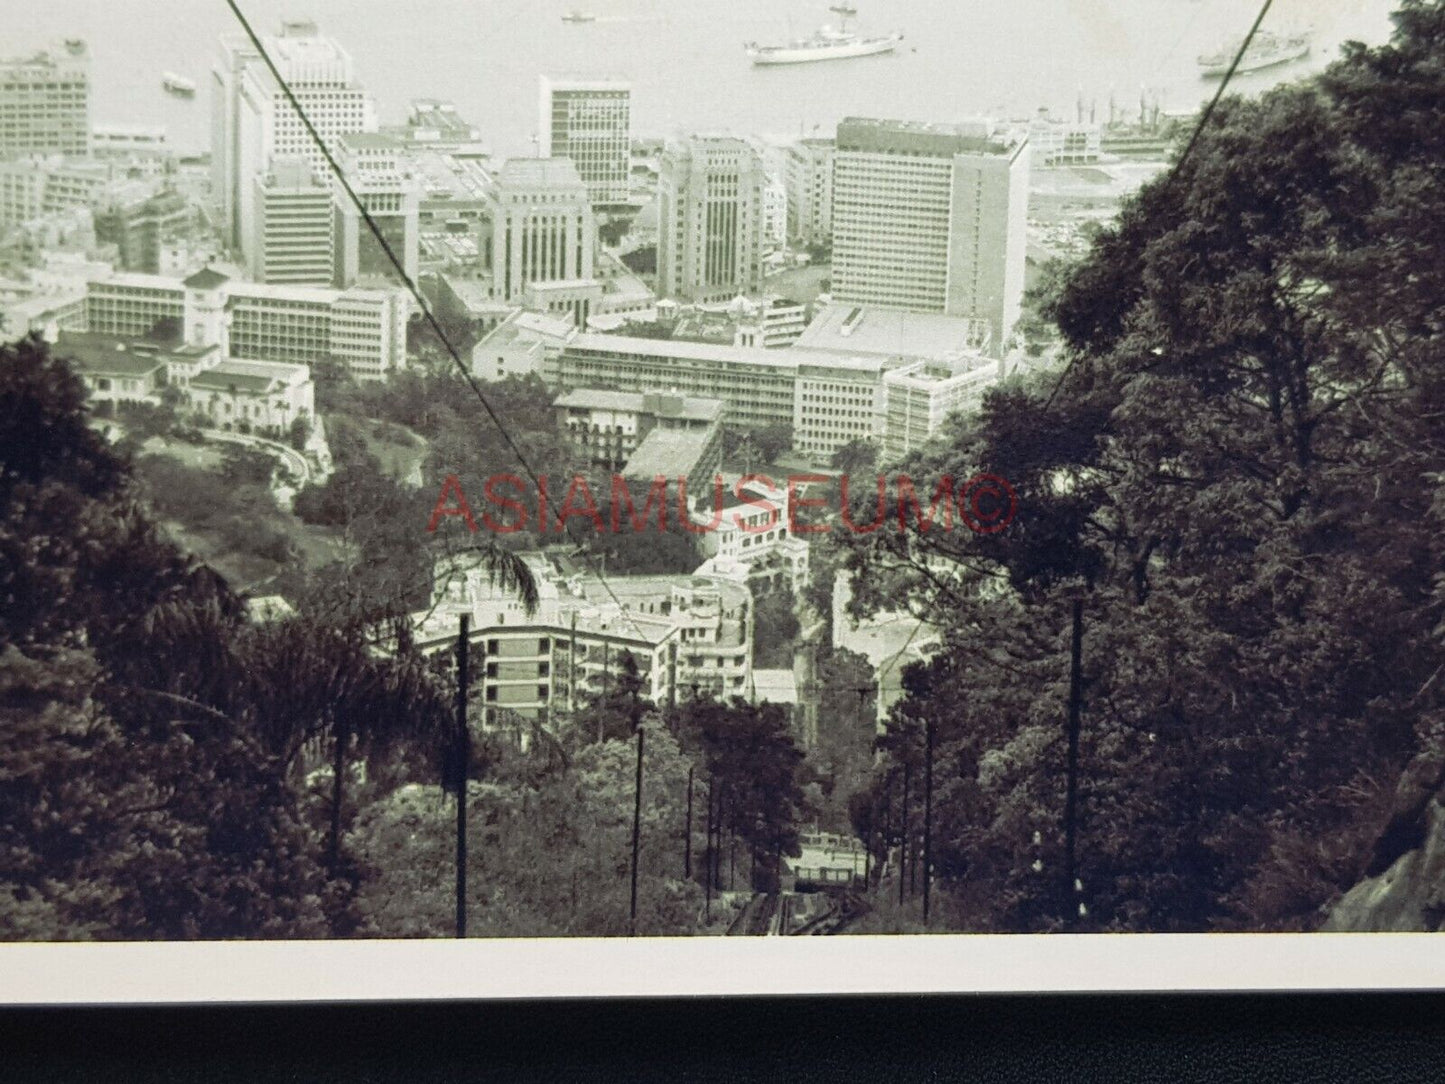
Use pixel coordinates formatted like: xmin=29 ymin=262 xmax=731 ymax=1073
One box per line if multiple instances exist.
xmin=783 ymin=136 xmax=835 ymax=248
xmin=0 ymin=40 xmax=90 ymax=157
xmin=486 ymin=158 xmax=596 ymax=303
xmin=832 ymin=117 xmax=1030 ymax=352
xmin=331 ymin=133 xmax=420 ymax=287
xmin=249 ymin=157 xmax=334 ymax=284
xmin=657 ymin=136 xmax=765 ymax=304
xmin=216 ymin=20 xmax=377 ymax=258
xmin=537 ymin=76 xmax=631 ymax=206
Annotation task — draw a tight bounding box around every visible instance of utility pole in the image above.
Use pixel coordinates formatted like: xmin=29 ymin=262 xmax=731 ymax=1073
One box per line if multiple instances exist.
xmin=454 ymin=613 xmax=470 ymax=939
xmin=704 ymin=777 xmax=715 ymax=921
xmin=922 ymin=716 xmax=935 ymax=926
xmin=684 ymin=764 xmax=693 ymax=879
xmin=629 ymin=715 xmax=645 ymax=936
xmin=900 ymin=758 xmax=911 ymax=904
xmin=1063 ymin=597 xmax=1085 ymax=925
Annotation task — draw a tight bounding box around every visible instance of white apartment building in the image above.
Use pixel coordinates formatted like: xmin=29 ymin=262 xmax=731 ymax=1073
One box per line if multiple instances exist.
xmin=832 ymin=117 xmax=1030 ymax=355
xmin=249 ymin=157 xmax=334 ymax=285
xmin=411 ymin=552 xmax=754 ymax=734
xmin=84 ymin=266 xmax=409 ymax=381
xmin=783 ymin=137 xmax=835 ymax=248
xmin=792 ymin=355 xmax=887 ymax=461
xmin=657 ymin=136 xmax=766 ymax=303
xmin=217 ymin=21 xmax=377 ymax=256
xmin=881 ymin=354 xmax=1002 ymax=462
xmin=538 ymin=76 xmax=632 ymax=206
xmin=0 ymin=41 xmax=90 ymax=158
xmin=693 ymin=477 xmax=811 ymax=596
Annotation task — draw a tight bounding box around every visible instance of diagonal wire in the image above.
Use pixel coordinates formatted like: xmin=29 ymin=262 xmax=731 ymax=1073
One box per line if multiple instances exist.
xmin=223 ymin=0 xmax=653 ymax=640
xmin=1041 ymin=0 xmax=1278 ymax=411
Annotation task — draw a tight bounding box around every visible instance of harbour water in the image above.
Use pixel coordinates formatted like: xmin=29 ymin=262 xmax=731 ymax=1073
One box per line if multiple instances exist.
xmin=9 ymin=0 xmax=1401 ymax=159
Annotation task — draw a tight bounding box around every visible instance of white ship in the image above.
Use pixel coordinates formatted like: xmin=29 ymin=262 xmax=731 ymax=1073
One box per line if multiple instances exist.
xmin=162 ymin=72 xmax=196 ymax=97
xmin=1197 ymin=29 xmax=1311 ymax=76
xmin=561 ymin=10 xmax=596 ymax=23
xmin=746 ymin=6 xmax=902 ymax=66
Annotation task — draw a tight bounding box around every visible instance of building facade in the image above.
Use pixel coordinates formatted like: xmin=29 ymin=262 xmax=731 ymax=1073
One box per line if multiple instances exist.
xmin=784 ymin=137 xmax=835 ymax=248
xmin=657 ymin=136 xmax=765 ymax=303
xmin=485 ymin=157 xmax=597 ymax=310
xmin=831 ymin=117 xmax=1030 ymax=353
xmin=411 ymin=552 xmax=754 ymax=734
xmin=218 ymin=21 xmax=377 ymax=256
xmin=249 ymin=157 xmax=335 ymax=285
xmin=84 ymin=266 xmax=409 ymax=381
xmin=331 ymin=132 xmax=421 ymax=288
xmin=0 ymin=41 xmax=90 ymax=158
xmin=538 ymin=76 xmax=631 ymax=206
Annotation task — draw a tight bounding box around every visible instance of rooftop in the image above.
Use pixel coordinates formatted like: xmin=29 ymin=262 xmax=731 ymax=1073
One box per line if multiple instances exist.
xmin=55 ymin=333 xmax=167 ymax=378
xmin=837 ymin=116 xmax=1023 ymax=158
xmin=499 ymin=157 xmax=588 ymax=191
xmin=182 ymin=266 xmax=229 ymax=290
xmin=752 ymin=669 xmax=799 ymax=705
xmin=568 ymin=332 xmax=802 ymax=371
xmin=622 ymin=425 xmax=720 ymax=482
xmin=555 ymin=388 xmax=724 ymax=422
xmin=795 ymin=303 xmax=992 ymax=361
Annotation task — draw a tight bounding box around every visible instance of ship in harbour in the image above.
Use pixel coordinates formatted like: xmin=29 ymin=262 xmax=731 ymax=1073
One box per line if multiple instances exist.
xmin=161 ymin=72 xmax=196 ymax=97
xmin=745 ymin=6 xmax=903 ymax=66
xmin=1197 ymin=29 xmax=1311 ymax=76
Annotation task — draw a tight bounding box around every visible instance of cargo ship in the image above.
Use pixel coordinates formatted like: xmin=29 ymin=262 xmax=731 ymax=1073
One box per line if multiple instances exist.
xmin=1197 ymin=29 xmax=1311 ymax=76
xmin=561 ymin=10 xmax=596 ymax=23
xmin=746 ymin=6 xmax=902 ymax=66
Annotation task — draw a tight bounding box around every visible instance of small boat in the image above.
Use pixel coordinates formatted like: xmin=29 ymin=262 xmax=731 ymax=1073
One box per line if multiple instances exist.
xmin=830 ymin=3 xmax=858 ymax=14
xmin=162 ymin=72 xmax=196 ymax=97
xmin=561 ymin=10 xmax=596 ymax=23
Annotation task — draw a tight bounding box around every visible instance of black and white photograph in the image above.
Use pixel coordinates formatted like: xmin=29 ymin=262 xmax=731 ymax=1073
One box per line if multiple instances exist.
xmin=1 ymin=0 xmax=1443 ymax=997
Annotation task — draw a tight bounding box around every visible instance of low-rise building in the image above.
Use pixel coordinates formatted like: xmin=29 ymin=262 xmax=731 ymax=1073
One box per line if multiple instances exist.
xmin=555 ymin=387 xmax=723 ymax=474
xmin=54 ymin=327 xmax=315 ymax=439
xmin=84 ymin=265 xmax=410 ymax=381
xmin=692 ymin=476 xmax=811 ymax=595
xmin=472 ymin=308 xmax=574 ymax=381
xmin=881 ymin=353 xmax=1001 ymax=462
xmin=409 ymin=551 xmax=754 ymax=738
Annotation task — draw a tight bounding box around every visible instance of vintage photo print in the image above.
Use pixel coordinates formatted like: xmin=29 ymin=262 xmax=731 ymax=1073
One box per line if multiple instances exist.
xmin=2 ymin=0 xmax=1443 ymax=1001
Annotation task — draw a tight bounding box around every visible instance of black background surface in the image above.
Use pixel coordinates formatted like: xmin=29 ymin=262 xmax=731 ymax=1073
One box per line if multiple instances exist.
xmin=4 ymin=994 xmax=1445 ymax=1081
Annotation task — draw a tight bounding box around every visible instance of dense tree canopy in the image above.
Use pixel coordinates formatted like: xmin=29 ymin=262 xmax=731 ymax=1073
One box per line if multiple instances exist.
xmin=829 ymin=2 xmax=1445 ymax=932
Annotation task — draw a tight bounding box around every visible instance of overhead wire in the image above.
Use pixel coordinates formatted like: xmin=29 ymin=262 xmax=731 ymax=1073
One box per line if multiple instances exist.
xmin=223 ymin=0 xmax=656 ymax=641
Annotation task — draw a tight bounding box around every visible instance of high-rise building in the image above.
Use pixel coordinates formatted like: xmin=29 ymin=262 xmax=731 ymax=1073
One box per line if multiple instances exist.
xmin=783 ymin=137 xmax=835 ymax=248
xmin=485 ymin=158 xmax=597 ymax=321
xmin=331 ymin=133 xmax=420 ymax=288
xmin=249 ymin=157 xmax=334 ymax=285
xmin=215 ymin=21 xmax=377 ymax=257
xmin=538 ymin=76 xmax=631 ymax=206
xmin=657 ymin=136 xmax=765 ymax=304
xmin=831 ymin=117 xmax=1030 ymax=353
xmin=0 ymin=40 xmax=90 ymax=157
